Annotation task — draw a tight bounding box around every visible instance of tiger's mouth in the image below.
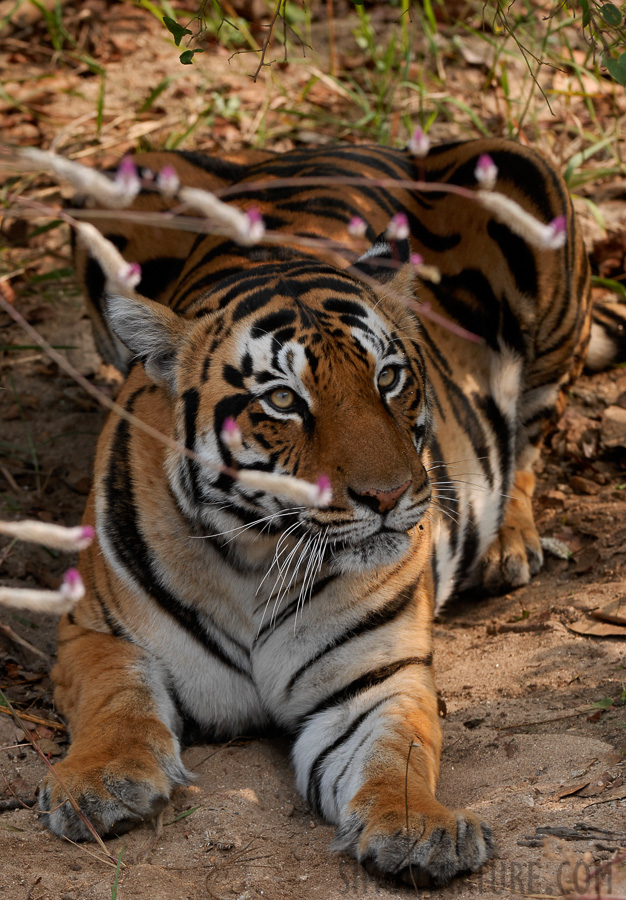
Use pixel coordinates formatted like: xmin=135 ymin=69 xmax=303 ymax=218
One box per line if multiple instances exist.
xmin=327 ymin=529 xmax=414 ymax=575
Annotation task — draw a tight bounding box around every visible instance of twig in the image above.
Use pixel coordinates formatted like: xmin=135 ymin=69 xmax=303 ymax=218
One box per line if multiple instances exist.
xmin=61 ymin=834 xmax=120 ymax=870
xmin=0 ymin=705 xmax=65 ymax=731
xmin=404 ymin=740 xmax=418 ymax=891
xmin=0 ymin=465 xmax=20 ymax=495
xmin=252 ymin=0 xmax=283 ymax=82
xmin=190 ymin=735 xmax=252 ymax=771
xmin=0 ymin=623 xmax=49 ymax=661
xmin=327 ymin=0 xmax=337 ymax=77
xmin=496 ymin=704 xmax=595 ymax=729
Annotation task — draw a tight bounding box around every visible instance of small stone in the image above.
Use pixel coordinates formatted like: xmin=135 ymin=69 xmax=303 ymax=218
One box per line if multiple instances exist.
xmin=543 ymin=490 xmax=566 ymax=508
xmin=569 ymin=475 xmax=601 ymax=495
xmin=601 ymin=405 xmax=626 ymax=449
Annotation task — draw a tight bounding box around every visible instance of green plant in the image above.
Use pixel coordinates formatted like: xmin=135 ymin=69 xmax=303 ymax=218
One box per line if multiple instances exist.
xmin=111 ymin=845 xmax=124 ymax=900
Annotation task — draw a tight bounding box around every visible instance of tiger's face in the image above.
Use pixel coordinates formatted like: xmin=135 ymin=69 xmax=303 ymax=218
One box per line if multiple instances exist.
xmin=108 ymin=260 xmax=433 ymax=574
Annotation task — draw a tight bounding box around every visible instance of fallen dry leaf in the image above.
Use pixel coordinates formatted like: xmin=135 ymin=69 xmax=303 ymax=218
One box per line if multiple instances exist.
xmin=567 ymin=618 xmax=626 ymax=637
xmin=553 ymin=778 xmax=592 ymax=800
xmin=590 ymin=598 xmax=626 ymax=626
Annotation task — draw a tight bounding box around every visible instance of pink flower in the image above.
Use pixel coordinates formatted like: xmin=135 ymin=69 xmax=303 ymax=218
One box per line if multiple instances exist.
xmin=61 ymin=568 xmax=85 ymax=603
xmin=0 ymin=518 xmax=95 ymax=551
xmin=314 ymin=475 xmax=333 ymax=507
xmin=221 ymin=417 xmax=243 ymax=451
xmin=156 ymin=164 xmax=180 ymax=196
xmin=547 ymin=215 xmax=567 ymax=247
xmin=474 ymin=154 xmax=498 ymax=190
xmin=245 ymin=207 xmax=265 ymax=244
xmin=115 ymin=157 xmax=141 ymax=199
xmin=408 ymin=127 xmax=430 ymax=158
xmin=386 ymin=213 xmax=410 ymax=241
xmin=348 ymin=216 xmax=367 ymax=237
xmin=477 ymin=192 xmax=568 ymax=251
xmin=410 ymin=252 xmax=424 ymax=267
xmin=120 ymin=261 xmax=142 ymax=290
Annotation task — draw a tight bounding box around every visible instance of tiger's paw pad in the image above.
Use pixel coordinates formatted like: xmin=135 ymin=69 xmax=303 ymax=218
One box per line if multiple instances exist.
xmin=334 ymin=808 xmax=494 ymax=887
xmin=481 ymin=522 xmax=543 ymax=595
xmin=38 ymin=756 xmax=189 ymax=840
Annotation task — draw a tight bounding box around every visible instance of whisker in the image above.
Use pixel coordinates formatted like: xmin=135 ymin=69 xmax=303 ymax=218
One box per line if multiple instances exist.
xmin=255 ymin=521 xmax=301 ymax=600
xmin=193 ymin=506 xmax=305 ymax=540
xmin=268 ymin=533 xmax=308 ymax=627
xmin=429 ymin=502 xmax=461 ymax=526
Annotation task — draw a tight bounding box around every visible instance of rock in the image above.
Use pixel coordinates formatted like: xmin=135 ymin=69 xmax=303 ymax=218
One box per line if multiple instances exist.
xmin=569 ymin=475 xmax=602 ymax=495
xmin=542 ymin=490 xmax=567 ymax=508
xmin=552 ymin=408 xmax=599 ymax=459
xmin=600 ymin=405 xmax=626 ymax=450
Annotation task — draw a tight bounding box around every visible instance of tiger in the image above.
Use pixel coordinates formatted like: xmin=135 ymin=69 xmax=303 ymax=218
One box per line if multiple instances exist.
xmin=38 ymin=138 xmax=610 ymax=886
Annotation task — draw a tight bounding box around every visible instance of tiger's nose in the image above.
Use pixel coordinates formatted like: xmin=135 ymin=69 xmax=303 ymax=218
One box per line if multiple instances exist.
xmin=353 ymin=480 xmax=411 ymax=514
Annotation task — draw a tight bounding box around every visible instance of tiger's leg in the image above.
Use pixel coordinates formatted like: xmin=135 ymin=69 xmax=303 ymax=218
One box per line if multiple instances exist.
xmin=293 ymin=685 xmax=493 ymax=884
xmin=291 ymin=644 xmax=493 ymax=884
xmin=38 ymin=618 xmax=189 ymax=840
xmin=481 ymin=469 xmax=543 ymax=594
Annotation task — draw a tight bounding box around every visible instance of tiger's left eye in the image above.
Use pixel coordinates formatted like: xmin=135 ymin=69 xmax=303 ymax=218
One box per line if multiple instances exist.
xmin=268 ymin=387 xmax=296 ymax=410
xmin=378 ymin=366 xmax=399 ymax=390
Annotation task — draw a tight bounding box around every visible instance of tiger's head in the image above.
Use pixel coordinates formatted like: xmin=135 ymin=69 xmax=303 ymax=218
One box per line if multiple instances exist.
xmin=106 ymin=244 xmax=433 ymax=575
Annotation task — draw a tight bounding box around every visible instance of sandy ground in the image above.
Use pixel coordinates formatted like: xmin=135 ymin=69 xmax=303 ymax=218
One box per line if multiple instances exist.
xmin=1 ymin=3 xmax=625 ymax=898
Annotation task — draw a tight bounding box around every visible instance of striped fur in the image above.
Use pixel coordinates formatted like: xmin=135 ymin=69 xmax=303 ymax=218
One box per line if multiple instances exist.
xmin=40 ymin=139 xmax=595 ymax=884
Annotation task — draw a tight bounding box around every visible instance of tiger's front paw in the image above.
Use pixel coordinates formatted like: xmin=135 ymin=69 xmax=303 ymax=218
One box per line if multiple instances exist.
xmin=38 ymin=751 xmax=189 ymax=840
xmin=333 ymin=800 xmax=494 ymax=887
xmin=481 ymin=520 xmax=543 ymax=594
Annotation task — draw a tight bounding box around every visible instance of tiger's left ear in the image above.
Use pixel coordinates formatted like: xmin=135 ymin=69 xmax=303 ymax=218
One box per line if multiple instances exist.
xmin=105 ymin=292 xmax=189 ymax=388
xmin=351 ymin=231 xmax=416 ymax=296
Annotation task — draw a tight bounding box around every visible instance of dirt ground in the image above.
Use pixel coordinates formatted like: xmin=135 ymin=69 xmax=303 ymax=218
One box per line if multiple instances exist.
xmin=0 ymin=3 xmax=625 ymax=898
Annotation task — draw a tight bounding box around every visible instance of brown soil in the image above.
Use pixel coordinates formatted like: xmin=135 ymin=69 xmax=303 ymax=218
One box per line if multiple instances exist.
xmin=0 ymin=4 xmax=625 ymax=898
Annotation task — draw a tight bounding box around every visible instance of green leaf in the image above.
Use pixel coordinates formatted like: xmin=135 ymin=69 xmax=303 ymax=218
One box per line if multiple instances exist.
xmin=580 ymin=0 xmax=591 ymax=27
xmin=163 ymin=15 xmax=192 ymax=47
xmin=604 ymin=52 xmax=626 ymax=86
xmin=599 ymin=3 xmax=622 ymax=26
xmin=139 ymin=76 xmax=173 ymax=113
xmin=179 ymin=48 xmax=204 ymax=65
xmin=591 ymin=275 xmax=626 ymax=298
xmin=592 ymin=697 xmax=615 ymax=709
xmin=111 ymin=845 xmax=124 ymax=900
xmin=164 ymin=806 xmax=200 ymax=824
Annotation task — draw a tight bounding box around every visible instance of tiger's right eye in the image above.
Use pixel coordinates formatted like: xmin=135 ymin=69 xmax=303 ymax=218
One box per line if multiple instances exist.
xmin=268 ymin=387 xmax=296 ymax=410
xmin=378 ymin=366 xmax=399 ymax=391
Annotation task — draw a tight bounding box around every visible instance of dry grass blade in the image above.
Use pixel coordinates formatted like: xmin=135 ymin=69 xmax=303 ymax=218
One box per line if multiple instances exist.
xmin=404 ymin=739 xmax=418 ymax=891
xmin=0 ymin=705 xmax=65 ymax=731
xmin=0 ymin=622 xmax=49 ymax=660
xmin=61 ymin=834 xmax=121 ymax=871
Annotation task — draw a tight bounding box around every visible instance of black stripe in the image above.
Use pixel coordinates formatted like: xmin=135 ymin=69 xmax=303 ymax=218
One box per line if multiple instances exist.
xmin=94 ymin=589 xmax=129 ymax=640
xmin=307 ymin=695 xmax=393 ymax=812
xmin=254 ymin=573 xmax=336 ymax=646
xmin=486 ymin=220 xmax=538 ymax=300
xmin=182 ymin=388 xmax=203 ymax=504
xmin=331 ymin=727 xmax=374 ymax=808
xmin=175 ymin=148 xmax=276 ymax=181
xmin=286 ymin=578 xmax=420 ymax=695
xmin=299 ymin=655 xmax=432 ymax=727
xmin=455 ymin=504 xmax=479 ymax=587
xmin=136 ymin=257 xmax=185 ymax=302
xmin=104 ymin=388 xmax=252 ymax=678
xmin=251 ymin=309 xmax=297 ymax=338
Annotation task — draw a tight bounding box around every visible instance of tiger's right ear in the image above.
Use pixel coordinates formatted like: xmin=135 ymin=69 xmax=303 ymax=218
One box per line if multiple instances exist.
xmin=105 ymin=293 xmax=188 ymax=388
